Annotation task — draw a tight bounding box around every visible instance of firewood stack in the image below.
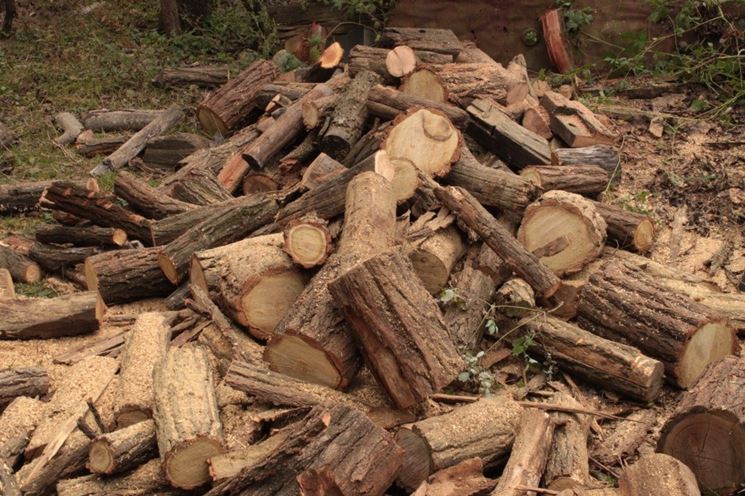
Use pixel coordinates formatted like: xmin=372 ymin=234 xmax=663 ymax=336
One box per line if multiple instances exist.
xmin=1 ymin=27 xmax=743 ymax=496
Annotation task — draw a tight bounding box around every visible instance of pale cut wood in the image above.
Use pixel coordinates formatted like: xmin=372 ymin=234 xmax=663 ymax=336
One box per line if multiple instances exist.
xmin=0 ymin=368 xmax=49 ymax=409
xmin=349 ymin=44 xmax=453 ymax=83
xmin=541 ymin=9 xmax=574 ymax=73
xmin=0 ymin=268 xmax=13 ymax=300
xmin=208 ymin=431 xmax=289 ymax=482
xmin=53 ymin=112 xmax=84 ymax=146
xmin=87 ymin=419 xmax=156 ymax=474
xmin=282 ymin=214 xmax=333 ymax=268
xmin=409 ymin=225 xmax=465 ymax=294
xmin=386 ymin=45 xmax=417 ymax=77
xmin=0 ymin=244 xmax=41 ymax=283
xmin=0 ymin=291 xmax=99 ymax=340
xmin=0 ymin=396 xmax=45 ymax=466
xmin=542 ymin=91 xmax=616 ymax=147
xmin=400 ymin=68 xmax=449 ymax=103
xmin=411 ymin=458 xmax=497 ymax=496
xmin=619 ymin=454 xmax=700 ymax=496
xmin=82 ymin=109 xmax=164 ymax=132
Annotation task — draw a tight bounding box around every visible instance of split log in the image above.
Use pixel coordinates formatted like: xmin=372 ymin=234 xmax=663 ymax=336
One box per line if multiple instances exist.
xmin=329 ymin=248 xmax=461 ymax=408
xmin=386 ymin=45 xmax=417 ymax=77
xmin=57 ymin=458 xmax=174 ymax=496
xmin=53 ymin=112 xmax=84 ymax=146
xmin=0 ymin=268 xmax=13 ymax=300
xmin=113 ymin=170 xmax=195 ymax=218
xmin=490 ymin=408 xmax=555 ymax=496
xmin=91 ymin=104 xmax=184 ymax=175
xmin=0 ymin=368 xmax=49 ymax=409
xmin=208 ymin=431 xmax=290 ymax=482
xmin=541 ymin=91 xmax=616 ymax=147
xmin=35 ymin=225 xmax=127 ymax=247
xmin=591 ymin=409 xmax=656 ymax=465
xmin=0 ymin=396 xmax=45 ymax=466
xmin=152 ymin=64 xmax=229 ymax=87
xmin=521 ymin=165 xmax=609 ymax=196
xmin=541 ymin=9 xmax=574 ymax=74
xmin=190 ymin=233 xmax=306 ymax=340
xmin=552 ymin=144 xmax=620 ymax=180
xmin=197 ymin=59 xmax=278 ymax=136
xmin=468 ymin=98 xmax=552 ymax=168
xmin=658 ymin=355 xmax=745 ymax=493
xmin=282 ymin=214 xmax=333 ymax=268
xmin=44 ymin=181 xmax=153 ymax=243
xmin=158 ymin=196 xmax=278 ymax=284
xmin=381 ymin=27 xmax=463 ymax=56
xmin=28 ymin=243 xmax=100 ymax=272
xmin=113 ymin=312 xmax=172 ymax=427
xmin=320 ymin=70 xmax=380 ymax=159
xmin=591 ymin=201 xmax=655 ymax=253
xmin=0 ymin=244 xmax=42 ymax=283
xmin=383 ymin=107 xmax=461 ymax=177
xmin=577 ymin=261 xmax=736 ymax=388
xmin=367 ymin=84 xmax=470 ymax=128
xmin=142 ymin=132 xmax=209 ymax=167
xmin=396 ymin=394 xmax=522 ymax=490
xmin=431 ymin=63 xmax=523 ymax=106
xmin=445 ymin=146 xmax=538 ymax=212
xmin=522 ymin=102 xmax=553 ymax=139
xmin=300 ymin=151 xmax=345 ymax=191
xmin=618 ymin=454 xmax=700 ymax=496
xmin=412 ymin=458 xmax=496 ymax=496
xmin=88 ymin=419 xmax=156 ymax=475
xmin=348 ymin=45 xmax=452 ymax=83
xmin=169 ymin=168 xmax=233 ymax=205
xmin=428 ymin=180 xmax=561 ymax=298
xmin=523 ymin=315 xmax=664 ymax=402
xmin=85 ymin=247 xmax=174 ymax=305
xmin=82 ymin=109 xmax=164 ymax=132
xmin=517 ymin=191 xmax=607 ymax=276
xmin=409 ymin=225 xmax=465 ymax=294
xmin=266 ymin=166 xmax=397 ymax=389
xmin=296 ymin=41 xmax=344 ymax=83
xmin=543 ymin=393 xmax=592 ymax=491
xmin=152 ymin=345 xmax=225 ymax=490
xmin=400 ymin=68 xmax=449 ymax=103
xmin=18 ymin=430 xmax=92 ymax=496
xmin=0 ymin=291 xmax=99 ymax=339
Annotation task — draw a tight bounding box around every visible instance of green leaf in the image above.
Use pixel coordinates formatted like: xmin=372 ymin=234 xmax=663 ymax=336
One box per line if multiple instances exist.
xmin=458 ymin=372 xmax=471 ymax=382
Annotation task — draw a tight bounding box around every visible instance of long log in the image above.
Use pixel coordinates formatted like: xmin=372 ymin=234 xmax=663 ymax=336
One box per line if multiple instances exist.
xmin=169 ymin=168 xmax=232 ymax=205
xmin=28 ymin=243 xmax=101 ymax=272
xmin=143 ymin=132 xmax=209 ymax=168
xmin=591 ymin=201 xmax=655 ymax=253
xmin=367 ymin=84 xmax=470 ymax=128
xmin=552 ymin=144 xmax=620 ymax=180
xmin=0 ymin=292 xmax=99 ymax=339
xmin=380 ymin=27 xmax=464 ymax=56
xmin=18 ymin=430 xmax=92 ymax=496
xmin=0 ymin=367 xmax=49 ymax=409
xmin=431 ymin=62 xmax=523 ymax=106
xmin=87 ymin=419 xmax=157 ymax=475
xmin=113 ymin=171 xmax=195 ymax=219
xmin=81 ymin=109 xmax=164 ymax=132
xmin=521 ymin=165 xmax=609 ymax=196
xmin=35 ymin=225 xmax=127 ymax=247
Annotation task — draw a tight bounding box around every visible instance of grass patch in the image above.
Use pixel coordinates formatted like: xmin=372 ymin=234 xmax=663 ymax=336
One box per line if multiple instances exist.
xmin=15 ymin=281 xmax=59 ymax=298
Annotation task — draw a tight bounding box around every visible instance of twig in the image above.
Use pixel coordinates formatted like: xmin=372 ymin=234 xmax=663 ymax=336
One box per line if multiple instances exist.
xmin=431 ymin=393 xmax=480 ymax=403
xmin=513 ymin=486 xmax=559 ymax=495
xmin=86 ymin=398 xmax=108 ymax=434
xmin=516 ymin=401 xmax=644 ymax=423
xmin=589 ymin=454 xmax=622 ymax=479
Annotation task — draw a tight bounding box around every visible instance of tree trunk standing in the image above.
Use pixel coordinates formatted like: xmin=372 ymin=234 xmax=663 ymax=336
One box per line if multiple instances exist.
xmin=0 ymin=292 xmax=99 ymax=339
xmin=87 ymin=419 xmax=157 ymax=475
xmin=0 ymin=368 xmax=49 ymax=409
xmin=2 ymin=0 xmax=16 ymax=33
xmin=160 ymin=0 xmax=181 ymax=35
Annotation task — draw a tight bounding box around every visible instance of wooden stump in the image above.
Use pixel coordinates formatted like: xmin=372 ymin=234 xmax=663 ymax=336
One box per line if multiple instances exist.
xmin=619 ymin=453 xmax=700 ymax=496
xmin=0 ymin=292 xmax=99 ymax=339
xmin=520 ymin=165 xmax=609 ymax=196
xmin=658 ymin=355 xmax=745 ymax=493
xmin=282 ymin=214 xmax=333 ymax=268
xmin=87 ymin=419 xmax=156 ymax=474
xmin=152 ymin=345 xmax=225 ymax=490
xmin=400 ymin=68 xmax=449 ymax=103
xmin=577 ymin=261 xmax=736 ymax=388
xmin=409 ymin=225 xmax=465 ymax=294
xmin=190 ymin=233 xmax=307 ymax=340
xmin=518 ymin=191 xmax=607 ymax=276
xmin=0 ymin=368 xmax=49 ymax=409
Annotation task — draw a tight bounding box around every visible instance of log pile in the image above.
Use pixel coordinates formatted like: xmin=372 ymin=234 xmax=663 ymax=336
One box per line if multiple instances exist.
xmin=0 ymin=26 xmax=741 ymax=496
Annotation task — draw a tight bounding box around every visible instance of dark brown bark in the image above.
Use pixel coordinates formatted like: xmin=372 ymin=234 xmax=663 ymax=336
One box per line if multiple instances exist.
xmin=87 ymin=419 xmax=157 ymax=474
xmin=591 ymin=201 xmax=655 ymax=253
xmin=1 ymin=0 xmax=15 ymax=33
xmin=367 ymin=84 xmax=469 ymax=128
xmin=81 ymin=109 xmax=164 ymax=132
xmin=544 ymin=393 xmax=592 ymax=491
xmin=152 ymin=64 xmax=228 ymax=87
xmin=431 ymin=63 xmax=523 ymax=106
xmin=75 ymin=131 xmax=129 ymax=158
xmin=0 ymin=244 xmax=42 ymax=283
xmin=57 ymin=458 xmax=175 ymax=496
xmin=0 ymin=368 xmax=49 ymax=409
xmin=169 ymin=168 xmax=233 ymax=205
xmin=18 ymin=430 xmax=92 ymax=496
xmin=28 ymin=243 xmax=100 ymax=272
xmin=552 ymin=144 xmax=620 ymax=181
xmin=520 ymin=164 xmax=609 ymax=195
xmin=160 ymin=0 xmax=181 ymax=34
xmin=0 ymin=291 xmax=99 ymax=339
xmin=35 ymin=225 xmax=127 ymax=247
xmin=113 ymin=170 xmax=195 ymax=219
xmin=142 ymin=132 xmax=209 ymax=167
xmin=0 ymin=179 xmax=95 ymax=214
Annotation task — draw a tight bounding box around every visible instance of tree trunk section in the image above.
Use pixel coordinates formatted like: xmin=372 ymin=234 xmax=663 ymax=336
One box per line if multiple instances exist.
xmin=35 ymin=225 xmax=127 ymax=247
xmin=381 ymin=27 xmax=463 ymax=56
xmin=409 ymin=225 xmax=465 ymax=294
xmin=618 ymin=454 xmax=700 ymax=496
xmin=75 ymin=131 xmax=128 ymax=158
xmin=87 ymin=419 xmax=157 ymax=475
xmin=543 ymin=393 xmax=592 ymax=491
xmin=400 ymin=68 xmax=449 ymax=103
xmin=552 ymin=144 xmax=620 ymax=182
xmin=412 ymin=458 xmax=497 ymax=496
xmin=431 ymin=63 xmax=522 ymax=106
xmin=0 ymin=292 xmax=99 ymax=339
xmin=160 ymin=0 xmax=181 ymax=34
xmin=541 ymin=9 xmax=574 ymax=73
xmin=57 ymin=458 xmax=174 ymax=496
xmin=169 ymin=168 xmax=233 ymax=205
xmin=349 ymin=45 xmax=452 ymax=84
xmin=521 ymin=165 xmax=609 ymax=196
xmin=81 ymin=109 xmax=164 ymax=132
xmin=0 ymin=244 xmax=42 ymax=283
xmin=590 ymin=201 xmax=655 ymax=253
xmin=153 ymin=64 xmax=228 ymax=88
xmin=114 ymin=171 xmax=196 ymax=219
xmin=282 ymin=214 xmax=333 ymax=268
xmin=28 ymin=243 xmax=100 ymax=272
xmin=0 ymin=368 xmax=49 ymax=409
xmin=367 ymin=84 xmax=469 ymax=128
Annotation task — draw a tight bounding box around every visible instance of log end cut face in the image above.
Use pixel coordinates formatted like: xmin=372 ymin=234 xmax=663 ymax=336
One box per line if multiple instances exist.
xmin=284 ymin=223 xmax=332 ymax=268
xmin=390 ymin=157 xmax=419 ymax=202
xmin=87 ymin=439 xmax=115 ymax=474
xmin=196 ymin=105 xmax=228 ymax=138
xmin=633 ymin=217 xmax=655 ymax=253
xmin=399 ymin=69 xmax=448 ymax=103
xmin=241 ymin=271 xmax=306 ymax=339
xmin=115 ymin=408 xmax=150 ymax=429
xmin=395 ymin=427 xmax=433 ymax=491
xmin=678 ymin=320 xmax=736 ymax=389
xmin=410 ymin=249 xmax=451 ymax=294
xmin=264 ymin=334 xmax=343 ymax=389
xmin=386 ymin=46 xmax=417 ymax=78
xmin=165 ymin=437 xmax=225 ymax=490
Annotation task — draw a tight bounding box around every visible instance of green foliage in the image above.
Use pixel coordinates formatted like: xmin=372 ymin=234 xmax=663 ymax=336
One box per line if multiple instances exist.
xmin=439 ymin=287 xmax=466 ymax=308
xmin=458 ymin=351 xmax=497 ymax=396
xmin=556 ymin=0 xmax=594 ymax=36
xmin=316 ymin=0 xmax=398 ymax=30
xmin=511 ymin=330 xmax=535 ymax=359
xmin=16 ymin=282 xmax=58 ymax=298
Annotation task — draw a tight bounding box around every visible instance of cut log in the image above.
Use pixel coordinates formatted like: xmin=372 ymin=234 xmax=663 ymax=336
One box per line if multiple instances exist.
xmin=386 ymin=45 xmax=417 ymax=77
xmin=494 ymin=278 xmax=536 ymax=317
xmin=0 ymin=396 xmax=45 ymax=466
xmin=329 ymin=248 xmax=461 ymax=409
xmin=297 ymin=42 xmax=344 ymax=83
xmin=44 ymin=181 xmax=153 ymax=243
xmin=577 ymin=260 xmax=736 ymax=388
xmin=543 ymin=393 xmax=592 ymax=491
xmin=152 ymin=64 xmax=229 ymax=87
xmin=618 ymin=453 xmax=700 ymax=496
xmin=0 ymin=368 xmax=49 ymax=409
xmin=412 ymin=458 xmax=497 ymax=496
xmin=18 ymin=429 xmax=92 ymax=496
xmin=591 ymin=201 xmax=655 ymax=253
xmin=170 ymin=168 xmax=233 ymax=205
xmin=0 ymin=244 xmax=42 ymax=283
xmin=400 ymin=68 xmax=449 ymax=103
xmin=658 ymin=355 xmax=745 ymax=493
xmin=367 ymin=84 xmax=470 ymax=128
xmin=53 ymin=112 xmax=84 ymax=146
xmin=517 ymin=191 xmax=607 ymax=276
xmin=381 ymin=27 xmax=464 ymax=56
xmin=490 ymin=408 xmax=555 ymax=496
xmin=349 ymin=45 xmax=452 ymax=83
xmin=113 ymin=170 xmax=196 ymax=219
xmin=0 ymin=291 xmax=99 ymax=339
xmin=0 ymin=268 xmax=13 ymax=300
xmin=541 ymin=9 xmax=574 ymax=74
xmin=542 ymin=91 xmax=617 ymax=147
xmin=282 ymin=214 xmax=333 ymax=268
xmin=142 ymin=132 xmax=209 ymax=168
xmin=91 ymin=104 xmax=184 ymax=175
xmin=87 ymin=419 xmax=157 ymax=474
xmin=552 ymin=144 xmax=620 ymax=180
xmin=208 ymin=431 xmax=290 ymax=482
xmin=35 ymin=225 xmax=127 ymax=247
xmin=468 ymin=98 xmax=551 ymax=168
xmin=523 ymin=104 xmax=553 ymax=140
xmin=75 ymin=131 xmax=128 ymax=158
xmin=300 ymin=152 xmax=345 ymax=191
xmin=383 ymin=108 xmax=461 ymax=177
xmin=431 ymin=63 xmax=522 ymax=106
xmin=85 ymin=247 xmax=174 ymax=305
xmin=396 ymin=394 xmax=522 ymax=490
xmin=0 ymin=181 xmax=53 ymax=214
xmin=190 ymin=233 xmax=306 ymax=340
xmin=159 ymin=196 xmax=278 ymax=284
xmin=57 ymin=458 xmax=174 ymax=496
xmin=113 ymin=312 xmax=172 ymax=427
xmin=197 ymin=59 xmax=278 ymax=136
xmin=28 ymin=243 xmax=100 ymax=272
xmin=523 ymin=315 xmax=664 ymax=402
xmin=81 ymin=109 xmax=164 ymax=132
xmin=320 ymin=70 xmax=380 ymax=160
xmin=445 ymin=146 xmax=538 ymax=212
xmin=266 ymin=166 xmax=397 ymax=389
xmin=152 ymin=345 xmax=225 ymax=490
xmin=521 ymin=165 xmax=609 ymax=196
xmin=410 ymin=225 xmax=465 ymax=294
xmin=428 ymin=180 xmax=561 ymax=298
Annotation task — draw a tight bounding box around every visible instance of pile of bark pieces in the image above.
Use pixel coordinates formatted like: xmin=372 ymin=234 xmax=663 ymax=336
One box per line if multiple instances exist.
xmin=2 ymin=27 xmax=745 ymax=496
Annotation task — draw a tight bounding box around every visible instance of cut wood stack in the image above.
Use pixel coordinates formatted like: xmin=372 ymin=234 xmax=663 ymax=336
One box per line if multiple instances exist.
xmin=1 ymin=26 xmax=737 ymax=496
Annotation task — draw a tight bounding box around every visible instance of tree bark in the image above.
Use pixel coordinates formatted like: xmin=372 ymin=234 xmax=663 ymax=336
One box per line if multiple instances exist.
xmin=159 ymin=0 xmax=181 ymax=34
xmin=169 ymin=168 xmax=233 ymax=205
xmin=542 ymin=91 xmax=616 ymax=147
xmin=521 ymin=165 xmax=609 ymax=196
xmin=412 ymin=458 xmax=497 ymax=496
xmin=0 ymin=292 xmax=99 ymax=339
xmin=349 ymin=45 xmax=452 ymax=84
xmin=367 ymin=84 xmax=469 ymax=128
xmin=57 ymin=458 xmax=175 ymax=496
xmin=18 ymin=430 xmax=92 ymax=496
xmin=541 ymin=9 xmax=574 ymax=73
xmin=552 ymin=144 xmax=620 ymax=181
xmin=590 ymin=201 xmax=655 ymax=253
xmin=75 ymin=131 xmax=128 ymax=158
xmin=113 ymin=170 xmax=196 ymax=219
xmin=0 ymin=244 xmax=42 ymax=283
xmin=543 ymin=393 xmax=592 ymax=491
xmin=618 ymin=454 xmax=700 ymax=496
xmin=152 ymin=345 xmax=225 ymax=490
xmin=35 ymin=225 xmax=127 ymax=247
xmin=431 ymin=63 xmax=523 ymax=106
xmin=28 ymin=242 xmax=100 ymax=272
xmin=153 ymin=64 xmax=228 ymax=87
xmin=409 ymin=225 xmax=465 ymax=294
xmin=81 ymin=109 xmax=164 ymax=132
xmin=0 ymin=367 xmax=49 ymax=409
xmin=381 ymin=27 xmax=463 ymax=56
xmin=87 ymin=419 xmax=157 ymax=474
xmin=1 ymin=0 xmax=15 ymax=33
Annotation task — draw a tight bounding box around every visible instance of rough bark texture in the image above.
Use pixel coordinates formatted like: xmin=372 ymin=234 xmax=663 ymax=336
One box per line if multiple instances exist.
xmin=81 ymin=109 xmax=164 ymax=132
xmin=153 ymin=64 xmax=229 ymax=87
xmin=0 ymin=181 xmax=59 ymax=214
xmin=396 ymin=394 xmax=522 ymax=490
xmin=367 ymin=84 xmax=470 ymax=128
xmin=521 ymin=165 xmax=609 ymax=196
xmin=114 ymin=171 xmax=196 ymax=219
xmin=35 ymin=225 xmax=127 ymax=247
xmin=541 ymin=9 xmax=574 ymax=73
xmin=591 ymin=201 xmax=655 ymax=253
xmin=381 ymin=27 xmax=464 ymax=56
xmin=411 ymin=458 xmax=497 ymax=496
xmin=85 ymin=247 xmax=174 ymax=305
xmin=75 ymin=131 xmax=129 ymax=158
xmin=552 ymin=144 xmax=620 ymax=181
xmin=577 ymin=260 xmax=736 ymax=388
xmin=152 ymin=344 xmax=225 ymax=490
xmin=57 ymin=458 xmax=175 ymax=496
xmin=618 ymin=454 xmax=700 ymax=496
xmin=197 ymin=59 xmax=278 ymax=136
xmin=0 ymin=291 xmax=99 ymax=339
xmin=0 ymin=244 xmax=42 ymax=283
xmin=658 ymin=355 xmax=745 ymax=493
xmin=0 ymin=368 xmax=49 ymax=409
xmin=169 ymin=168 xmax=232 ymax=205
xmin=28 ymin=243 xmax=100 ymax=272
xmin=409 ymin=225 xmax=466 ymax=294
xmin=543 ymin=393 xmax=592 ymax=491
xmin=282 ymin=214 xmax=333 ymax=268
xmin=349 ymin=45 xmax=452 ymax=84
xmin=87 ymin=419 xmax=157 ymax=474
xmin=18 ymin=429 xmax=92 ymax=496
xmin=431 ymin=63 xmax=522 ymax=106
xmin=592 ymin=409 xmax=656 ymax=466
xmin=113 ymin=312 xmax=172 ymax=427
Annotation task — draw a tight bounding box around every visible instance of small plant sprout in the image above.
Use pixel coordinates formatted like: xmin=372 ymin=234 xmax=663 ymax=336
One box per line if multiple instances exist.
xmin=458 ymin=351 xmax=497 ymax=396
